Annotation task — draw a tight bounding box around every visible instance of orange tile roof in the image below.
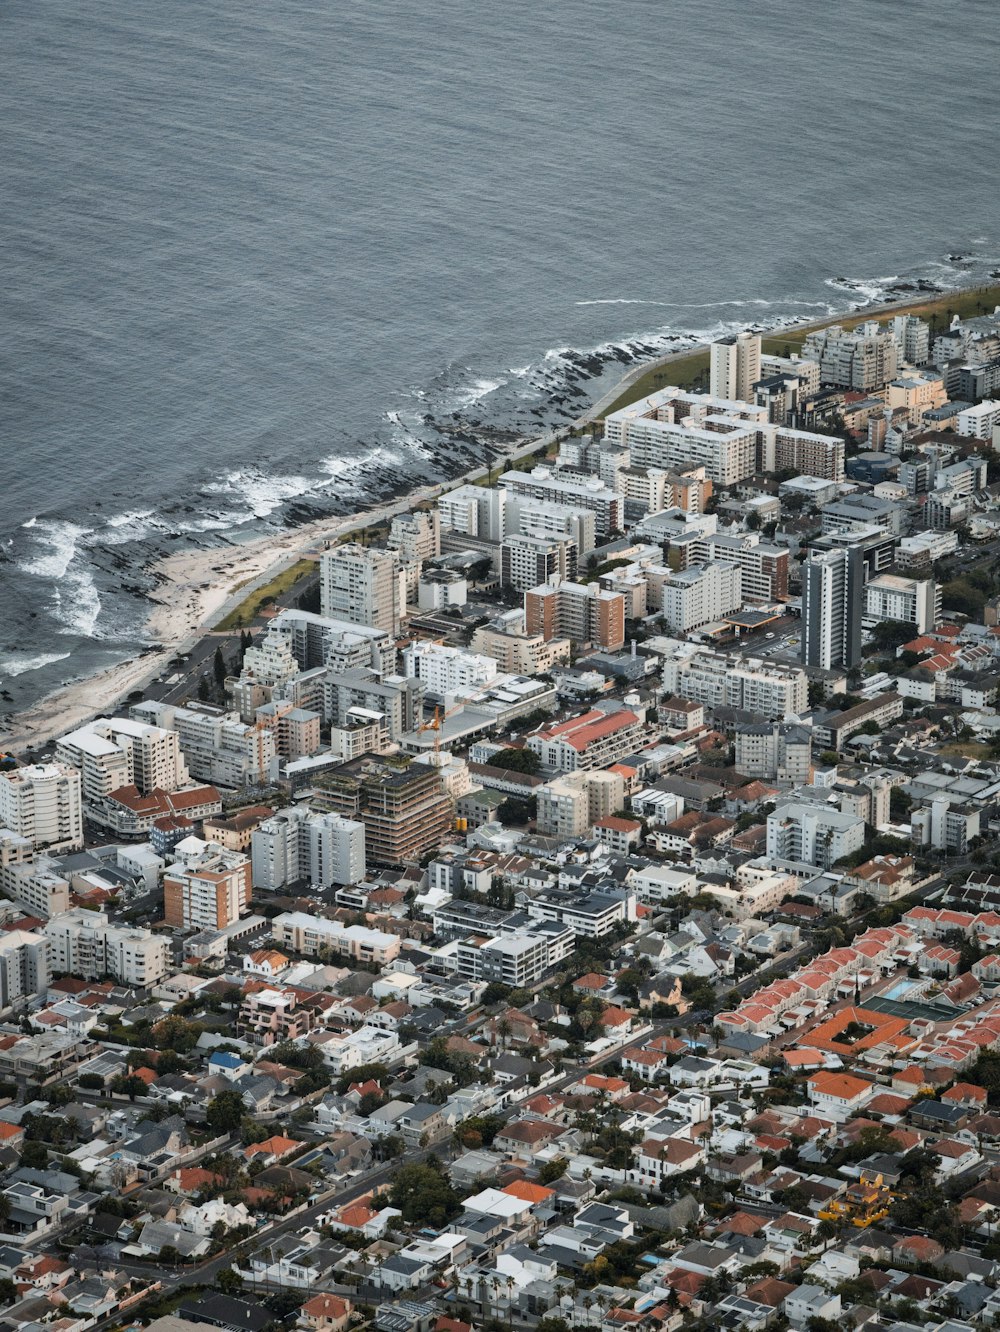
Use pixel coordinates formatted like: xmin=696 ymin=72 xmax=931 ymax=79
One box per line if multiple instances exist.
xmin=502 ymin=1180 xmax=555 ymax=1204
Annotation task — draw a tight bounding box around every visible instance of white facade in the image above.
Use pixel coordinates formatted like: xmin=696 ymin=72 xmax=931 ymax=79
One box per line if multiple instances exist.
xmin=0 ymin=930 xmax=49 ymax=1009
xmin=863 ymin=574 xmax=938 ymax=634
xmin=766 ymin=802 xmax=866 ymax=870
xmin=604 ymin=388 xmax=765 ymax=487
xmin=251 ymin=807 xmax=366 ymax=891
xmin=710 ymin=331 xmax=761 ymax=401
xmin=43 ymin=909 xmax=171 ymax=987
xmin=498 ymin=467 xmax=623 ymax=538
xmin=400 ymin=642 xmax=498 ymax=698
xmin=661 ymin=648 xmax=808 ymax=719
xmin=504 ymin=494 xmax=596 ymax=555
xmin=320 ymin=544 xmax=404 ymax=633
xmin=130 ymin=701 xmax=274 ymax=789
xmin=659 ymin=561 xmax=742 ymax=633
xmin=734 ymin=723 xmax=812 ymax=785
xmin=0 ymin=764 xmax=83 ymax=852
xmin=437 ymin=484 xmax=506 ymax=541
xmin=56 ymin=718 xmax=189 ymax=803
xmin=957 ymin=400 xmax=1000 ymax=439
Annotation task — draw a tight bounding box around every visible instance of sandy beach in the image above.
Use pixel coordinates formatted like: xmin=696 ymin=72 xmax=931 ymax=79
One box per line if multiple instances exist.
xmin=7 ymin=279 xmax=996 ymax=758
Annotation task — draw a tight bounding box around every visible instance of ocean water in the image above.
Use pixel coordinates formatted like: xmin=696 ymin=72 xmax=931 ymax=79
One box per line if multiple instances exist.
xmin=3 ymin=0 xmax=1000 ymax=719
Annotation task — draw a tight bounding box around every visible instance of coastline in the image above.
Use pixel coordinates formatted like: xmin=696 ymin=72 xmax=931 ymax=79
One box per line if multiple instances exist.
xmin=7 ymin=276 xmax=995 ymax=757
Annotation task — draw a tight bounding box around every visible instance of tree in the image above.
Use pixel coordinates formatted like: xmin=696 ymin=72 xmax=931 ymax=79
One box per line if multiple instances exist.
xmin=489 ymin=747 xmax=541 ymax=775
xmin=213 ymin=645 xmax=227 ymax=687
xmin=111 ymin=1073 xmax=148 ymax=1101
xmin=217 ymin=1268 xmax=244 ymax=1295
xmin=538 ymin=1156 xmax=568 ymax=1184
xmin=206 ymin=1090 xmax=245 ymax=1135
xmin=389 ymin=1161 xmax=460 ymax=1226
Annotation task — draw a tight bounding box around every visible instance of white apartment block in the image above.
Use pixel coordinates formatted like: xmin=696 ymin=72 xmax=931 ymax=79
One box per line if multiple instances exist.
xmin=130 ymin=701 xmax=273 ymax=789
xmin=320 ymin=544 xmax=404 ymax=633
xmin=710 ymin=331 xmax=761 ymax=401
xmin=897 ymin=530 xmax=959 ymax=566
xmin=759 ymin=353 xmax=821 ymax=397
xmin=499 ymin=467 xmax=623 ymax=538
xmin=43 ymin=909 xmax=171 ymax=987
xmin=56 ymin=719 xmax=190 ymax=804
xmin=688 ymin=531 xmax=789 ymax=602
xmin=803 ymin=322 xmax=900 ymax=391
xmin=734 ymin=722 xmax=812 ymax=785
xmin=323 ymin=668 xmax=422 ymax=743
xmin=912 ymin=796 xmax=980 ymax=855
xmin=661 ymin=648 xmax=808 ymax=719
xmin=504 ymin=493 xmax=596 ymax=555
xmin=437 ymin=484 xmax=506 ymax=541
xmin=0 ymin=930 xmax=49 ymax=1009
xmin=387 ymin=509 xmax=441 ymax=564
xmin=500 ymin=533 xmax=577 ymax=591
xmin=604 ymin=388 xmax=765 ymax=487
xmin=536 ymin=769 xmax=626 ymax=838
xmin=0 ymin=764 xmax=82 ymax=852
xmin=891 ymin=314 xmax=931 ymax=366
xmin=957 ymin=400 xmax=1000 ymax=439
xmin=455 ymin=926 xmax=574 ymax=988
xmin=272 ymin=911 xmax=401 ymax=965
xmin=252 ymin=807 xmax=366 ymax=891
xmin=759 ymin=426 xmax=846 ymax=482
xmin=766 ymin=801 xmax=866 ymax=870
xmin=863 ymin=574 xmax=939 ymax=634
xmin=400 ymin=642 xmax=498 ymax=697
xmin=659 ymin=561 xmax=741 ymax=633
xmin=266 ymin=608 xmax=396 ymax=676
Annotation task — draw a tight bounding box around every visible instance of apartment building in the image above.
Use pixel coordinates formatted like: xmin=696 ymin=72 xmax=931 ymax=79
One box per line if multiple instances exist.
xmin=323 ymin=668 xmax=422 ymax=744
xmin=710 ymin=331 xmax=761 ymax=402
xmin=238 ymin=986 xmax=322 ymax=1048
xmin=801 ymin=546 xmax=864 ymax=671
xmin=659 ymin=561 xmax=742 ymax=633
xmin=251 ymin=807 xmax=366 ymax=891
xmin=164 ymin=846 xmax=252 ymax=930
xmin=253 ymin=703 xmax=322 ymax=761
xmin=470 ymin=620 xmax=571 ymax=675
xmin=387 ymin=509 xmax=441 ymax=564
xmin=400 ymin=642 xmax=498 ymax=698
xmin=766 ymin=802 xmax=866 ymax=870
xmin=499 ymin=467 xmax=623 ymax=538
xmin=896 ymin=530 xmax=959 ymax=568
xmin=661 ymin=648 xmax=808 ymax=719
xmin=759 ymin=426 xmax=846 ymax=482
xmin=265 ymin=608 xmax=397 ymax=676
xmin=924 ymin=488 xmax=970 ymax=532
xmin=43 ymin=909 xmax=171 ymax=987
xmin=688 ymin=531 xmax=789 ymax=601
xmin=524 ymin=888 xmax=637 ymax=938
xmin=504 ymin=493 xmax=596 ymax=555
xmin=803 ymin=323 xmax=900 ymax=390
xmin=528 ymin=708 xmax=645 ymax=773
xmin=886 ymin=373 xmax=948 ymax=425
xmin=57 ymin=718 xmax=190 ymax=803
xmin=524 ymin=580 xmax=626 ymax=651
xmin=0 ymin=763 xmax=82 ymax=853
xmin=891 ymin=314 xmax=931 ymax=366
xmin=0 ymin=931 xmax=49 ymax=1010
xmin=734 ymin=722 xmax=813 ymax=785
xmin=536 ymin=769 xmax=626 ymax=837
xmin=912 ymin=796 xmax=980 ymax=855
xmin=315 ymin=761 xmax=453 ymax=866
xmin=957 ymin=400 xmax=1000 ymax=438
xmin=0 ymin=836 xmax=71 ymax=919
xmin=821 ymin=493 xmax=905 ymax=538
xmin=437 ymin=484 xmax=506 ymax=541
xmin=130 ymin=701 xmax=274 ymax=789
xmin=455 ymin=925 xmax=574 ymax=988
xmin=272 ymin=912 xmax=401 ymax=965
xmin=320 ymin=544 xmax=404 ymax=633
xmin=501 ymin=533 xmax=577 ymax=591
xmin=864 ymin=574 xmax=939 ymax=634
xmin=604 ymin=388 xmax=763 ymax=487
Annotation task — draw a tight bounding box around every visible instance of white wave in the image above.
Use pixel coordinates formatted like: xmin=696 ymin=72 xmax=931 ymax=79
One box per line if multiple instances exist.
xmin=0 ymin=650 xmax=71 ymax=678
xmin=204 ymin=467 xmax=312 ymax=520
xmin=21 ymin=517 xmax=38 ymax=529
xmin=18 ymin=520 xmax=93 ymax=580
xmin=321 ymin=443 xmax=405 ymax=487
xmin=449 ymin=377 xmax=505 ymax=410
xmin=575 ymin=296 xmax=835 ymax=310
xmin=53 ymin=566 xmax=102 ymax=638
